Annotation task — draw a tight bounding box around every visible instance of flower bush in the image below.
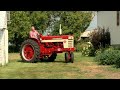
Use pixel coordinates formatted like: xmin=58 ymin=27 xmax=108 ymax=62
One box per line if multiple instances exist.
xmin=80 ymin=42 xmax=95 ymax=56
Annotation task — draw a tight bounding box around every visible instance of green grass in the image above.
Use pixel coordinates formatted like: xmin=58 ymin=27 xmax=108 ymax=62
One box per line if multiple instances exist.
xmin=0 ymin=52 xmax=120 ymax=79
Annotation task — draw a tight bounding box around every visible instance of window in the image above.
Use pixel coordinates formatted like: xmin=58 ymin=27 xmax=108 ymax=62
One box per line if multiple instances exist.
xmin=117 ymin=11 xmax=119 ymax=26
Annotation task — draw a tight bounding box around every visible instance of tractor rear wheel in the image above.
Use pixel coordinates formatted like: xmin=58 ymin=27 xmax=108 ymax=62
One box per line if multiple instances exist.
xmin=70 ymin=52 xmax=74 ymax=63
xmin=20 ymin=39 xmax=40 ymax=63
xmin=49 ymin=53 xmax=57 ymax=62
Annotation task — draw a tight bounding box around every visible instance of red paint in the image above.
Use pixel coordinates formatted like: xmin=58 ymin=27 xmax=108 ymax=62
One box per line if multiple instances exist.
xmin=25 ymin=29 xmax=75 ymax=60
xmin=40 ymin=35 xmax=71 ymax=40
xmin=68 ymin=52 xmax=71 ymax=60
xmin=23 ymin=44 xmax=34 ymax=61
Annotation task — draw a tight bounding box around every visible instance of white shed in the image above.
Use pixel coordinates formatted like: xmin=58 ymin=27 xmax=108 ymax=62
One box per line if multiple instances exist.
xmin=0 ymin=11 xmax=9 ymax=66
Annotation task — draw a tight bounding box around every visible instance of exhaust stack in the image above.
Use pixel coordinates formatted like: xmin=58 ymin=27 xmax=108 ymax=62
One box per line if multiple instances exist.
xmin=59 ymin=24 xmax=62 ymax=35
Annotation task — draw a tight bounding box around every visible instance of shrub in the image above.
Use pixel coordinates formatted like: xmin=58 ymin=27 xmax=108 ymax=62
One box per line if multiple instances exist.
xmin=95 ymin=49 xmax=120 ymax=65
xmin=95 ymin=48 xmax=104 ymax=56
xmin=113 ymin=45 xmax=120 ymax=50
xmin=75 ymin=43 xmax=81 ymax=52
xmin=89 ymin=29 xmax=101 ymax=50
xmin=114 ymin=54 xmax=120 ymax=68
xmin=76 ymin=38 xmax=90 ymax=52
xmin=89 ymin=27 xmax=110 ymax=50
xmin=95 ymin=46 xmax=114 ymax=56
xmin=80 ymin=42 xmax=95 ymax=56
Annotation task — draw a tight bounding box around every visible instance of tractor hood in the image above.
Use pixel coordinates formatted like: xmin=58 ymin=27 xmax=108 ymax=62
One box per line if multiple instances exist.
xmin=41 ymin=35 xmax=73 ymax=40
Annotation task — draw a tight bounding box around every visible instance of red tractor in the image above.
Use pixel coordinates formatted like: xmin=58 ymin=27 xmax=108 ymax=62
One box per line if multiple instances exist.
xmin=20 ymin=25 xmax=75 ymax=63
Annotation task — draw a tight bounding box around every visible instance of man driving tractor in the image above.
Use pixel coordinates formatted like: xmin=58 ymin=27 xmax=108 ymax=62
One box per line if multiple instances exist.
xmin=20 ymin=24 xmax=75 ymax=63
xmin=29 ymin=26 xmax=39 ymax=39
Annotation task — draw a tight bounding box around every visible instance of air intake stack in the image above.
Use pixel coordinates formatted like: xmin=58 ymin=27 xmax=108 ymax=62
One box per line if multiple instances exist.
xmin=59 ymin=24 xmax=62 ymax=35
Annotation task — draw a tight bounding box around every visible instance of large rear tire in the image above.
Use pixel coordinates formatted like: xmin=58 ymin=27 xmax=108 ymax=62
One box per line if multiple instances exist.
xmin=20 ymin=39 xmax=40 ymax=63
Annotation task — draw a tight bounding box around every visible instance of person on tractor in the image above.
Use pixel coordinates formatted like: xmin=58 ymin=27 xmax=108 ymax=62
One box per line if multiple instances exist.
xmin=29 ymin=26 xmax=39 ymax=39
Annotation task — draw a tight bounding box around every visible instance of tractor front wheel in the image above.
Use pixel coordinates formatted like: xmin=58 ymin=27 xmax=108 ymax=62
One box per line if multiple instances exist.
xmin=70 ymin=52 xmax=74 ymax=63
xmin=65 ymin=52 xmax=70 ymax=63
xmin=65 ymin=52 xmax=74 ymax=63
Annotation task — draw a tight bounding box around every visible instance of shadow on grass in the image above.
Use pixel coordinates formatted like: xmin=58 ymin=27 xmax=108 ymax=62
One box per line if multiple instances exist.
xmin=17 ymin=60 xmax=22 ymax=62
xmin=52 ymin=60 xmax=65 ymax=63
xmin=39 ymin=60 xmax=65 ymax=63
xmin=17 ymin=60 xmax=26 ymax=63
xmin=17 ymin=59 xmax=65 ymax=63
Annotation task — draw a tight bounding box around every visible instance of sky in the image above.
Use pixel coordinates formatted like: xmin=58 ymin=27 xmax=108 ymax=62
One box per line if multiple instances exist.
xmin=86 ymin=13 xmax=97 ymax=31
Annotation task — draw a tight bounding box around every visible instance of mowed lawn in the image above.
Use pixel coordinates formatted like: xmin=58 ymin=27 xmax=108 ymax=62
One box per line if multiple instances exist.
xmin=0 ymin=52 xmax=120 ymax=79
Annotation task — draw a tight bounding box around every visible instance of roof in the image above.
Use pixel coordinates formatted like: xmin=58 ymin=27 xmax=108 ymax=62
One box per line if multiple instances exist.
xmin=80 ymin=30 xmax=92 ymax=37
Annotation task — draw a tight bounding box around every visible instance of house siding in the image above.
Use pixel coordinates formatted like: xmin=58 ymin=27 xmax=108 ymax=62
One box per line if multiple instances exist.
xmin=97 ymin=11 xmax=120 ymax=45
xmin=0 ymin=11 xmax=8 ymax=65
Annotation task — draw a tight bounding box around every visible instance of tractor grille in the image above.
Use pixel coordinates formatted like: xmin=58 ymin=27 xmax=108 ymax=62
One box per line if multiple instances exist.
xmin=68 ymin=40 xmax=73 ymax=48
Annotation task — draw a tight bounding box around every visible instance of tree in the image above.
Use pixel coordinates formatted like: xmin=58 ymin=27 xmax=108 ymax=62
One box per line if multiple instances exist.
xmin=8 ymin=11 xmax=51 ymax=52
xmin=51 ymin=11 xmax=92 ymax=45
xmin=29 ymin=11 xmax=50 ymax=33
xmin=8 ymin=11 xmax=32 ymax=52
xmin=8 ymin=11 xmax=92 ymax=52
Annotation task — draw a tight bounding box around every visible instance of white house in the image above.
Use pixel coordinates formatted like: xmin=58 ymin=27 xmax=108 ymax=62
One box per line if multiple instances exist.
xmin=0 ymin=11 xmax=9 ymax=66
xmin=97 ymin=11 xmax=120 ymax=45
xmin=81 ymin=11 xmax=120 ymax=46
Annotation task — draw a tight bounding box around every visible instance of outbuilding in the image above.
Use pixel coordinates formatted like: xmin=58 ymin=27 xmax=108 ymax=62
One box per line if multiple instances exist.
xmin=0 ymin=11 xmax=9 ymax=66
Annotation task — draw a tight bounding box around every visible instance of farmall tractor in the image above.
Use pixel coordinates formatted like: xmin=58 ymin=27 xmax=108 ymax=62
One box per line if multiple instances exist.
xmin=20 ymin=24 xmax=75 ymax=63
